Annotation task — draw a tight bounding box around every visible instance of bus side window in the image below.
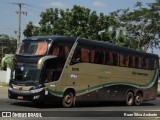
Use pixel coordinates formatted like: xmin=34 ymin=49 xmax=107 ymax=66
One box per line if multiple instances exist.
xmin=52 ymin=46 xmax=59 ymax=56
xmin=91 ymin=49 xmax=95 ymax=63
xmin=154 ymin=59 xmax=157 ymax=69
xmin=138 ymin=57 xmax=142 ymax=68
xmin=142 ymin=57 xmax=148 ymax=69
xmin=58 ymin=46 xmax=65 ymax=57
xmin=135 ymin=56 xmax=139 ymax=68
xmin=65 ymin=46 xmax=70 ymax=59
xmin=71 ymin=47 xmax=81 ymax=64
xmin=148 ymin=58 xmax=156 ymax=70
xmin=51 ymin=44 xmax=71 ymax=59
xmin=120 ymin=54 xmax=124 ymax=66
xmin=94 ymin=48 xmax=105 ymax=64
xmin=112 ymin=52 xmax=119 ymax=66
xmin=125 ymin=55 xmax=129 ymax=67
xmin=81 ymin=48 xmax=89 ymax=63
xmin=109 ymin=52 xmax=113 ymax=65
xmin=129 ymin=56 xmax=133 ymax=67
xmin=105 ymin=51 xmax=110 ymax=65
xmin=102 ymin=50 xmax=105 ymax=64
xmin=146 ymin=58 xmax=149 ymax=69
xmin=120 ymin=54 xmax=129 ymax=67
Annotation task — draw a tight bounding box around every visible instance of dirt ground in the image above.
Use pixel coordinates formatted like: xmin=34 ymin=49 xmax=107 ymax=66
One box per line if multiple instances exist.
xmin=0 ymin=86 xmax=8 ymax=98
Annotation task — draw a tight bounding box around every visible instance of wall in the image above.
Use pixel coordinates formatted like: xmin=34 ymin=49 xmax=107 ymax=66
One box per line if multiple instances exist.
xmin=0 ymin=68 xmax=11 ymax=84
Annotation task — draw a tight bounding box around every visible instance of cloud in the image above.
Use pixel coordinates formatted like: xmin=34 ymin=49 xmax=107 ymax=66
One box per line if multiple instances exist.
xmin=49 ymin=2 xmax=65 ymax=8
xmin=93 ymin=1 xmax=107 ymax=8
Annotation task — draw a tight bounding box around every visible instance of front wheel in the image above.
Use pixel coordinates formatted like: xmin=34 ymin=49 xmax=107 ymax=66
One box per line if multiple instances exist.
xmin=125 ymin=92 xmax=134 ymax=106
xmin=62 ymin=92 xmax=75 ymax=108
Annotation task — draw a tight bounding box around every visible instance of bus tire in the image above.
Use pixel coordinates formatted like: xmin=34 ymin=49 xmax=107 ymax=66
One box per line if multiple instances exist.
xmin=62 ymin=91 xmax=75 ymax=108
xmin=134 ymin=93 xmax=143 ymax=106
xmin=125 ymin=92 xmax=134 ymax=106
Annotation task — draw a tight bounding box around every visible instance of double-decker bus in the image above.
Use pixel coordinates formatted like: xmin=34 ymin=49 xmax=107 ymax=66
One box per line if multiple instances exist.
xmin=1 ymin=36 xmax=159 ymax=107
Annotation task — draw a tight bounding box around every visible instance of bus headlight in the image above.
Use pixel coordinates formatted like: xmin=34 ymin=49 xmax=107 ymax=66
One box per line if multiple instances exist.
xmin=33 ymin=95 xmax=40 ymax=99
xmin=30 ymin=88 xmax=43 ymax=94
xmin=8 ymin=87 xmax=13 ymax=90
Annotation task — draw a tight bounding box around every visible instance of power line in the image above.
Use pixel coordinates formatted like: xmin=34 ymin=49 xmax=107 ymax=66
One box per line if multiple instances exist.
xmin=12 ymin=3 xmax=28 ymax=47
xmin=23 ymin=6 xmax=41 ymax=14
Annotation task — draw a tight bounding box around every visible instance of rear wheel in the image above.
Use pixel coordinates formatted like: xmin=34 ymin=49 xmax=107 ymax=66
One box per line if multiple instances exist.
xmin=125 ymin=92 xmax=134 ymax=106
xmin=134 ymin=93 xmax=143 ymax=106
xmin=62 ymin=91 xmax=75 ymax=108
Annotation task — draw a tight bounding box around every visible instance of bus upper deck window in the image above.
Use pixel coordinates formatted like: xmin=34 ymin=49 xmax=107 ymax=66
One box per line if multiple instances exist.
xmin=142 ymin=57 xmax=148 ymax=69
xmin=81 ymin=48 xmax=89 ymax=63
xmin=35 ymin=41 xmax=48 ymax=55
xmin=52 ymin=46 xmax=59 ymax=56
xmin=128 ymin=56 xmax=133 ymax=67
xmin=91 ymin=49 xmax=95 ymax=63
xmin=112 ymin=52 xmax=119 ymax=66
xmin=16 ymin=40 xmax=48 ymax=56
xmin=135 ymin=57 xmax=139 ymax=68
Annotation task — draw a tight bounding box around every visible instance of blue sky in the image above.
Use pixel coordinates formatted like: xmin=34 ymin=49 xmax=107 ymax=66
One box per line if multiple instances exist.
xmin=0 ymin=0 xmax=159 ymax=56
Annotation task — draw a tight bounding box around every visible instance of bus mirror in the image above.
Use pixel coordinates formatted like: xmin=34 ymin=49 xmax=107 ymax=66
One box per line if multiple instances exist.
xmin=37 ymin=55 xmax=57 ymax=69
xmin=1 ymin=56 xmax=14 ymax=71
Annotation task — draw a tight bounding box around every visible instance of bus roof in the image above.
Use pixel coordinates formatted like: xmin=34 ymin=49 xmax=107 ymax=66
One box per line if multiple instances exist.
xmin=78 ymin=38 xmax=159 ymax=58
xmin=25 ymin=35 xmax=75 ymax=41
xmin=24 ymin=35 xmax=158 ymax=58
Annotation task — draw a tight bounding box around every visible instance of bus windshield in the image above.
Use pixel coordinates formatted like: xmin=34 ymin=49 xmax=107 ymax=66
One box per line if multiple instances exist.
xmin=16 ymin=40 xmax=48 ymax=56
xmin=11 ymin=63 xmax=41 ymax=84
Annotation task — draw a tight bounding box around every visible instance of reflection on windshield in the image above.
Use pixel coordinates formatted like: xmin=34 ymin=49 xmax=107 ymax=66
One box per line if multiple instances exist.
xmin=12 ymin=63 xmax=41 ymax=83
xmin=16 ymin=40 xmax=48 ymax=56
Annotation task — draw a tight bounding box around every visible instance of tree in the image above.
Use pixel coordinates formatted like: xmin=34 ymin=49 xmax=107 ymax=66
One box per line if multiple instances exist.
xmin=0 ymin=34 xmax=17 ymax=62
xmin=24 ymin=1 xmax=160 ymax=52
xmin=23 ymin=5 xmax=117 ymax=43
xmin=110 ymin=0 xmax=160 ymax=51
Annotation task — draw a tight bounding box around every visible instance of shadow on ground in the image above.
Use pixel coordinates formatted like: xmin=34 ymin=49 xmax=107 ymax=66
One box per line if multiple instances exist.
xmin=10 ymin=100 xmax=156 ymax=109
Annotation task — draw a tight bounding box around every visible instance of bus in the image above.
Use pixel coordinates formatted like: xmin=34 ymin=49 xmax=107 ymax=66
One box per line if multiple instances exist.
xmin=1 ymin=36 xmax=159 ymax=107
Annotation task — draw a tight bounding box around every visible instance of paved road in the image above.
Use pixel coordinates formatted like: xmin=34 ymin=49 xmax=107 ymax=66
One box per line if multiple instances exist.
xmin=0 ymin=86 xmax=160 ymax=120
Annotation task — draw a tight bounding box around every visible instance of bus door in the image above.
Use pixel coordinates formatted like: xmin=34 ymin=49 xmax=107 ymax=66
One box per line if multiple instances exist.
xmin=43 ymin=58 xmax=64 ymax=83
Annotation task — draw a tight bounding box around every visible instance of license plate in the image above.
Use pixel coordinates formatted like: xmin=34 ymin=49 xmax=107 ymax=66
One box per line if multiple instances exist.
xmin=17 ymin=96 xmax=23 ymax=100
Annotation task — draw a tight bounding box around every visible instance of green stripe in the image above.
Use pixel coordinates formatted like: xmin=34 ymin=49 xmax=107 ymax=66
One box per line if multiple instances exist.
xmin=47 ymin=69 xmax=158 ymax=96
xmin=47 ymin=88 xmax=64 ymax=96
xmin=77 ymin=69 xmax=158 ymax=94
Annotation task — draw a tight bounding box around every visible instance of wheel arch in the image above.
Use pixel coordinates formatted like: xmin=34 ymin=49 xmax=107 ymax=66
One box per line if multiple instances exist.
xmin=63 ymin=88 xmax=76 ymax=97
xmin=125 ymin=89 xmax=134 ymax=97
xmin=135 ymin=90 xmax=143 ymax=97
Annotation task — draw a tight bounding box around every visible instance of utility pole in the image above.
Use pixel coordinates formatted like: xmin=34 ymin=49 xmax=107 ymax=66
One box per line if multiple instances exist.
xmin=12 ymin=3 xmax=27 ymax=47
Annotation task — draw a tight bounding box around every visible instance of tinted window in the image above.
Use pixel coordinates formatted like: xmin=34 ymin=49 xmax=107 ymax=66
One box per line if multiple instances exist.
xmin=50 ymin=43 xmax=71 ymax=59
xmin=16 ymin=40 xmax=48 ymax=56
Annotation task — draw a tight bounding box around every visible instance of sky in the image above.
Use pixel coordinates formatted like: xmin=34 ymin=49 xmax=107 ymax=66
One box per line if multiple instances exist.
xmin=0 ymin=0 xmax=159 ymax=56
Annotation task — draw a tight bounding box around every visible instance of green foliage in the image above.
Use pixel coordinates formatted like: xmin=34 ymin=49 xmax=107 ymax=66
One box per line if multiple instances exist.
xmin=5 ymin=54 xmax=14 ymax=69
xmin=23 ymin=5 xmax=118 ymax=43
xmin=0 ymin=34 xmax=17 ymax=67
xmin=23 ymin=1 xmax=160 ymax=52
xmin=110 ymin=0 xmax=160 ymax=51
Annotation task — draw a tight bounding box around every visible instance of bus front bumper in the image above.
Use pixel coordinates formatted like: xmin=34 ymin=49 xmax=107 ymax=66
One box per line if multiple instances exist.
xmin=8 ymin=87 xmax=45 ymax=101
